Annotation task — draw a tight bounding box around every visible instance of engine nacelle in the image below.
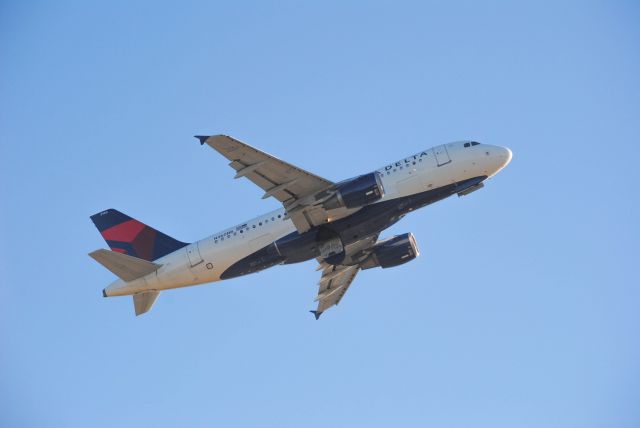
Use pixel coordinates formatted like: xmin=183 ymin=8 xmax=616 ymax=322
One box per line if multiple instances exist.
xmin=360 ymin=233 xmax=420 ymax=269
xmin=322 ymin=172 xmax=385 ymax=210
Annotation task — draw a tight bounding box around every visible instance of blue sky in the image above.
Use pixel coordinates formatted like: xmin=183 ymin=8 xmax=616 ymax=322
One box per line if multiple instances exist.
xmin=2 ymin=1 xmax=639 ymax=427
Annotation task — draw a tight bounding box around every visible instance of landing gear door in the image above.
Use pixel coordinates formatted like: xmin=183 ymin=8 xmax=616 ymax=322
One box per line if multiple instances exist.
xmin=186 ymin=242 xmax=204 ymax=267
xmin=433 ymin=145 xmax=451 ymax=166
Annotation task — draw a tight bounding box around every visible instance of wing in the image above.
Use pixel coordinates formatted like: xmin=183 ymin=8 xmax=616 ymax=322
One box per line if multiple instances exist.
xmin=310 ymin=234 xmax=380 ymax=319
xmin=197 ymin=135 xmax=335 ymax=232
xmin=311 ymin=264 xmax=360 ymax=319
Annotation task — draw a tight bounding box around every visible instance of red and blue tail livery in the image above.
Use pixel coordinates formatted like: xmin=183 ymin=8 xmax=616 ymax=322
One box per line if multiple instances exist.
xmin=90 ymin=209 xmax=188 ymax=262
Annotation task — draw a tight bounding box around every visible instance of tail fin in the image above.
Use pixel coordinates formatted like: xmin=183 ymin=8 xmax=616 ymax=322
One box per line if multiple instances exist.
xmin=90 ymin=209 xmax=188 ymax=261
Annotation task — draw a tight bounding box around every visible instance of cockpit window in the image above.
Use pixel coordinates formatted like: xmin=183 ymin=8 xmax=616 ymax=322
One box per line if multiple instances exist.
xmin=464 ymin=143 xmax=471 ymax=148
xmin=471 ymin=141 xmax=480 ymax=146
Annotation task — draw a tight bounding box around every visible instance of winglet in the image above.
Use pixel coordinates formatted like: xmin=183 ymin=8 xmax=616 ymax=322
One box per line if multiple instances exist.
xmin=194 ymin=135 xmax=210 ymax=145
xmin=310 ymin=310 xmax=323 ymax=320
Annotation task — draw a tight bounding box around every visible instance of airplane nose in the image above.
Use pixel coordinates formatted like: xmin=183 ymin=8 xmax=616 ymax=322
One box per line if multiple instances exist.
xmin=501 ymin=147 xmax=513 ymax=167
xmin=495 ymin=146 xmax=512 ymax=170
xmin=487 ymin=145 xmax=512 ymax=176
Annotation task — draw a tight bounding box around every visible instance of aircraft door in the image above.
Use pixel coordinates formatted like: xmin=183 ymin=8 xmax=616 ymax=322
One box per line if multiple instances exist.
xmin=433 ymin=145 xmax=451 ymax=166
xmin=186 ymin=242 xmax=204 ymax=267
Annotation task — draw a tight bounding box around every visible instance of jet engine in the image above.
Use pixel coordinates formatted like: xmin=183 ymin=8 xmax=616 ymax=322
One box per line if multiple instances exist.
xmin=322 ymin=172 xmax=385 ymax=210
xmin=360 ymin=233 xmax=420 ymax=269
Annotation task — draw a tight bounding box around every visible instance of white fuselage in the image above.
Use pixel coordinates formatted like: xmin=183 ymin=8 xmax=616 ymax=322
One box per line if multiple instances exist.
xmin=104 ymin=142 xmax=511 ymax=297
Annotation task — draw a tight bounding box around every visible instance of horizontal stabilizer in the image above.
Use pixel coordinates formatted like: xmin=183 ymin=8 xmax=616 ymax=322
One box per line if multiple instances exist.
xmin=89 ymin=249 xmax=161 ymax=281
xmin=133 ymin=291 xmax=160 ymax=316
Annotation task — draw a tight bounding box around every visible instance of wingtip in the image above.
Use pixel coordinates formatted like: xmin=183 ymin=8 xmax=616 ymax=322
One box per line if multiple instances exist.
xmin=309 ymin=310 xmax=323 ymax=320
xmin=194 ymin=135 xmax=210 ymax=145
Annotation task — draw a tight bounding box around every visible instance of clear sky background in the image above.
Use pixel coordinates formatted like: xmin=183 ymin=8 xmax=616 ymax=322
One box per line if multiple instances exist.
xmin=1 ymin=1 xmax=639 ymax=427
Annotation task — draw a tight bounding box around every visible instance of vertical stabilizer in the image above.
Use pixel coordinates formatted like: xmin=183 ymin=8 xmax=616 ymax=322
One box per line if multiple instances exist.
xmin=90 ymin=209 xmax=188 ymax=261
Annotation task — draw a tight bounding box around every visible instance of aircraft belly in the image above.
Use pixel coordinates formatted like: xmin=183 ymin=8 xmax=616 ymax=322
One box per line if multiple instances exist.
xmin=220 ymin=175 xmax=489 ymax=281
xmin=212 ymin=221 xmax=295 ymax=280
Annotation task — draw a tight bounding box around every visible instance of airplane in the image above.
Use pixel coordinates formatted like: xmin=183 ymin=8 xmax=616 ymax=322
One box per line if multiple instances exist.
xmin=89 ymin=135 xmax=512 ymax=318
